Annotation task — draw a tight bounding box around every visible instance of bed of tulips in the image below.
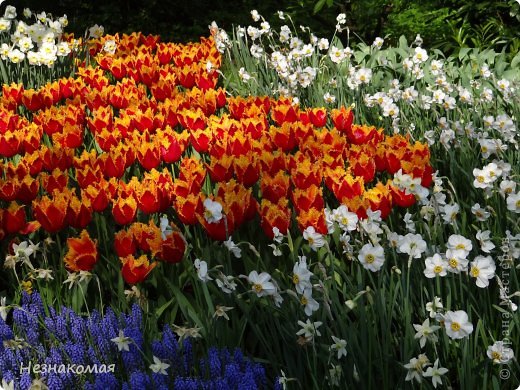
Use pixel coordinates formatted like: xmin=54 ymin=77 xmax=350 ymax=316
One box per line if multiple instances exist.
xmin=0 ymin=4 xmax=519 ymax=389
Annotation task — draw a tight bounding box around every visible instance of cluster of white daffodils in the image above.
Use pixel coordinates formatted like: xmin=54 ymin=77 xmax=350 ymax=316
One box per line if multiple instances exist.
xmin=229 ymin=10 xmax=327 ymax=97
xmin=0 ymin=6 xmax=73 ymax=68
xmin=423 ymin=233 xmax=496 ymax=288
xmin=292 ymin=256 xmax=319 ymax=316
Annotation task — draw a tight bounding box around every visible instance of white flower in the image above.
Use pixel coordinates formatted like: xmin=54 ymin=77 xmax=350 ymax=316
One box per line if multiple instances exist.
xmin=476 ymin=230 xmax=495 ymax=253
xmin=223 ymin=238 xmax=242 ymax=258
xmin=372 ymin=37 xmax=384 ymax=48
xmin=332 ymin=205 xmax=358 ymax=232
xmin=194 ymin=259 xmax=212 ymax=282
xmin=423 ymin=359 xmax=448 ymax=388
xmin=34 ymin=269 xmax=54 ymax=281
xmin=413 ymin=47 xmax=428 ymax=63
xmin=238 ymin=67 xmax=251 ymax=82
xmin=296 ymin=319 xmax=322 ymax=341
xmin=398 ymin=233 xmax=427 ymax=259
xmin=0 ymin=296 xmax=10 ymax=321
xmin=203 ymin=198 xmax=223 ymax=223
xmin=443 ymin=310 xmax=473 ymax=339
xmin=149 ymin=355 xmax=170 ymax=374
xmin=215 ymin=273 xmax=236 ymax=294
xmin=336 ymin=13 xmax=346 ymax=25
xmin=7 ymin=48 xmax=25 ymax=64
xmin=292 ymin=256 xmax=312 ymax=294
xmin=404 ymin=354 xmax=430 ymax=383
xmin=160 ymin=215 xmax=173 ymax=240
xmin=88 ymin=24 xmax=104 ymax=38
xmin=323 ymin=92 xmax=336 ymax=104
xmin=329 ymin=46 xmax=345 ymax=64
xmin=103 ymin=40 xmax=117 ymax=55
xmin=424 ymin=254 xmax=448 ymax=278
xmin=330 ymin=336 xmax=347 ymax=359
xmin=471 ymin=203 xmax=490 ymax=221
xmin=446 ymin=234 xmax=473 ymax=258
xmin=250 ymin=9 xmax=260 ymax=22
xmin=318 ymin=38 xmax=329 ymax=51
xmin=300 ymin=288 xmax=319 ymax=316
xmin=213 ymin=305 xmax=233 ymax=320
xmin=445 ymin=249 xmax=469 ymax=274
xmin=248 ymin=270 xmax=276 ymax=297
xmin=413 ymin=318 xmax=440 ymax=348
xmin=426 ymin=297 xmax=443 ymax=318
xmin=358 ymin=243 xmax=385 ymax=272
xmin=0 ymin=379 xmax=15 ymax=390
xmin=506 ymin=192 xmax=520 ymax=213
xmin=303 ymin=226 xmax=326 ymax=251
xmin=487 ymin=341 xmax=515 ymax=364
xmin=111 ymin=330 xmax=131 ymax=351
xmin=1 ymin=5 xmax=16 ymax=19
xmin=469 ymin=255 xmax=495 ymax=288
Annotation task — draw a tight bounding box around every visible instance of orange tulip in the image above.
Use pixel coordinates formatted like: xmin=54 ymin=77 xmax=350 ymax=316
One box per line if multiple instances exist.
xmin=64 ymin=230 xmax=98 ymax=272
xmin=260 ymin=171 xmax=290 ymax=203
xmin=121 ymin=254 xmax=156 ymax=284
xmin=32 ymin=192 xmax=69 ymax=233
xmin=259 ymin=198 xmax=291 ymax=239
xmin=331 ymin=106 xmax=353 ymax=133
xmin=114 ymin=228 xmax=137 ymax=258
xmin=4 ymin=202 xmax=26 ymax=234
xmin=66 ymin=195 xmax=93 ymax=229
xmin=112 ymin=195 xmax=138 ymax=225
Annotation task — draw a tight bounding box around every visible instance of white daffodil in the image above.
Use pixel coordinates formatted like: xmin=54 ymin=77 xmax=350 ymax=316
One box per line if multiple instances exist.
xmin=194 ymin=259 xmax=212 ymax=282
xmin=423 ymin=359 xmax=448 ymax=388
xmin=444 ymin=310 xmax=473 ymax=339
xmin=300 ymin=288 xmax=319 ymax=316
xmin=215 ymin=273 xmax=237 ymax=294
xmin=487 ymin=341 xmax=514 ymax=364
xmin=34 ymin=268 xmax=54 ymax=281
xmin=446 ymin=234 xmax=472 ymax=258
xmin=0 ymin=379 xmax=15 ymax=390
xmin=404 ymin=354 xmax=430 ymax=384
xmin=203 ymin=198 xmax=223 ymax=223
xmin=213 ymin=305 xmax=233 ymax=321
xmin=62 ymin=272 xmax=80 ymax=289
xmin=303 ymin=226 xmax=326 ymax=251
xmin=330 ymin=336 xmax=347 ymax=359
xmin=358 ymin=243 xmax=385 ymax=272
xmin=292 ymin=256 xmax=312 ymax=294
xmin=0 ymin=296 xmax=10 ymax=321
xmin=111 ymin=330 xmax=131 ymax=352
xmin=248 ymin=270 xmax=276 ymax=298
xmin=296 ymin=319 xmax=322 ymax=341
xmin=223 ymin=238 xmax=242 ymax=258
xmin=332 ymin=205 xmax=358 ymax=232
xmin=88 ymin=24 xmax=104 ymax=38
xmin=160 ymin=215 xmax=173 ymax=240
xmin=506 ymin=192 xmax=520 ymax=213
xmin=413 ymin=318 xmax=440 ymax=348
xmin=398 ymin=233 xmax=427 ymax=259
xmin=469 ymin=256 xmax=496 ymax=288
xmin=424 ymin=254 xmax=448 ymax=278
xmin=426 ymin=297 xmax=443 ymax=319
xmin=149 ymin=356 xmax=170 ymax=374
xmin=445 ymin=249 xmax=469 ymax=274
xmin=476 ymin=230 xmax=495 ymax=253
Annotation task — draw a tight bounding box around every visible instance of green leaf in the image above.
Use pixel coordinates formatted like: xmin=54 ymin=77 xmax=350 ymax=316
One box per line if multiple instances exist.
xmin=156 ymin=297 xmax=175 ymax=318
xmin=458 ymin=47 xmax=471 ymax=61
xmin=313 ymin=0 xmax=326 ymax=14
xmin=510 ymin=52 xmax=520 ymax=71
